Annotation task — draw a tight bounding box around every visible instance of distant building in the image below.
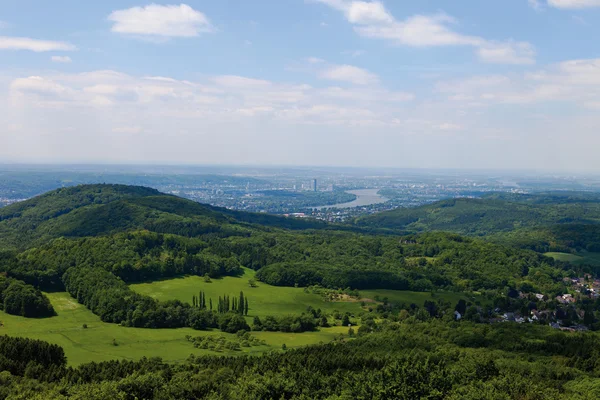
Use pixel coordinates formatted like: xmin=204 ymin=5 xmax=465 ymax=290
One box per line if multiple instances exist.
xmin=312 ymin=179 xmax=317 ymax=192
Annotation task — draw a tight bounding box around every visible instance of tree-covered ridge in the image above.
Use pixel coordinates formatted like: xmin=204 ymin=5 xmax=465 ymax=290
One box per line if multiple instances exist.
xmin=4 ymin=231 xmax=242 ymax=290
xmin=1 ymin=321 xmax=599 ymax=399
xmin=356 ymin=195 xmax=600 ymax=235
xmin=219 ymin=231 xmax=573 ymax=295
xmin=0 ymin=184 xmax=327 ymax=251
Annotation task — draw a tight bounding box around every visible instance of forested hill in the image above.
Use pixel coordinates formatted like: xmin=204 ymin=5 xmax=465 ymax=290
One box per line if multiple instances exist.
xmin=0 ymin=184 xmax=326 ymax=250
xmin=355 ymin=194 xmax=600 ymax=234
xmin=354 ymin=193 xmax=600 ymax=253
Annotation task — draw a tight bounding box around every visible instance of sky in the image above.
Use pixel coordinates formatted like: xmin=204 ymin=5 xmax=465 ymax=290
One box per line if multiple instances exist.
xmin=1 ymin=0 xmax=600 ymax=171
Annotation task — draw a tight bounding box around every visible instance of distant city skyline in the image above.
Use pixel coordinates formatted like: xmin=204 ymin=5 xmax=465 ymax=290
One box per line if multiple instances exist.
xmin=2 ymin=1 xmax=600 ymax=171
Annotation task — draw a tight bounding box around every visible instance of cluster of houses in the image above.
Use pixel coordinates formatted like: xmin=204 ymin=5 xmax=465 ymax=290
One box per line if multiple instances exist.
xmin=564 ymin=275 xmax=600 ymax=299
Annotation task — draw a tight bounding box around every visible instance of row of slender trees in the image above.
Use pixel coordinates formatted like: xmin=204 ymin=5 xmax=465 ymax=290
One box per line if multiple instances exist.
xmin=192 ymin=291 xmax=249 ymax=316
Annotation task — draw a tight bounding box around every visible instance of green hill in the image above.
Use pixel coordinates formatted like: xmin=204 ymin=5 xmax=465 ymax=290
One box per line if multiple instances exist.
xmin=355 ymin=193 xmax=600 ymax=257
xmin=356 ymin=195 xmax=600 ymax=234
xmin=0 ymin=184 xmax=326 ymax=250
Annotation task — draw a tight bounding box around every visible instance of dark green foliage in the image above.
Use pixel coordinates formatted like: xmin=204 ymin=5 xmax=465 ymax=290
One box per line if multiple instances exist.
xmin=0 ymin=335 xmax=65 ymax=377
xmin=257 ymin=314 xmax=318 ymax=332
xmin=62 ymin=266 xmax=216 ymax=329
xmin=356 ymin=193 xmax=600 ymax=256
xmin=0 ymin=184 xmax=326 ymax=251
xmin=218 ymin=313 xmax=250 ymax=333
xmin=246 ymin=231 xmax=564 ymax=293
xmin=356 ymin=194 xmax=600 ymax=234
xmin=3 ymin=231 xmax=242 ymax=290
xmin=0 ymin=276 xmax=54 ymax=318
xmin=1 ymin=321 xmax=600 ymax=398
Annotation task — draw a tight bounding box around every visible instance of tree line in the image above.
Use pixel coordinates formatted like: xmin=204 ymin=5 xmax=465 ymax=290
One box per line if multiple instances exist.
xmin=0 ymin=275 xmax=54 ymax=318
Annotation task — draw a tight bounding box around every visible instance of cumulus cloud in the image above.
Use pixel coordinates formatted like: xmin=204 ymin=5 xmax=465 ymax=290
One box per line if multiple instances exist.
xmin=108 ymin=4 xmax=213 ymax=38
xmin=477 ymin=41 xmax=536 ymax=65
xmin=3 ymin=62 xmax=600 ymax=170
xmin=436 ymin=58 xmax=600 ymax=106
xmin=51 ymin=56 xmax=72 ymax=63
xmin=319 ymin=64 xmax=378 ymax=85
xmin=547 ymin=0 xmax=600 ymax=8
xmin=0 ymin=36 xmax=76 ymax=52
xmin=312 ymin=0 xmax=535 ymax=64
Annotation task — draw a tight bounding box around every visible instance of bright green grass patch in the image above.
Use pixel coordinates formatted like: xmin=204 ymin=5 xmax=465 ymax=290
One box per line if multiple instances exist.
xmin=130 ymin=268 xmax=363 ymax=318
xmin=545 ymin=252 xmax=600 ymax=266
xmin=131 ymin=268 xmax=473 ymax=314
xmin=545 ymin=252 xmax=584 ymax=263
xmin=360 ymin=289 xmax=467 ymax=306
xmin=0 ymin=292 xmax=347 ymax=366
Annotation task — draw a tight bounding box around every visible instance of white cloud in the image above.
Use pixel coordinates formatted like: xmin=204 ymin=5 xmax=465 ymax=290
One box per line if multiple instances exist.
xmin=355 ymin=14 xmax=482 ymax=47
xmin=108 ymin=4 xmax=213 ymax=38
xmin=5 ymin=63 xmax=600 ymax=170
xmin=319 ymin=64 xmax=379 ymax=85
xmin=212 ymin=75 xmax=271 ymax=88
xmin=51 ymin=56 xmax=72 ymax=63
xmin=346 ymin=1 xmax=394 ymax=24
xmin=477 ymin=41 xmax=536 ymax=65
xmin=437 ymin=58 xmax=600 ymax=106
xmin=6 ymin=69 xmax=413 ymax=129
xmin=547 ymin=0 xmax=600 ymax=8
xmin=313 ymin=0 xmax=535 ymax=64
xmin=0 ymin=36 xmax=76 ymax=52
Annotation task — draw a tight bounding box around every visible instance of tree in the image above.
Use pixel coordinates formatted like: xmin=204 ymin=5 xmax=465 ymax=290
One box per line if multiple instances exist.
xmin=342 ymin=314 xmax=351 ymax=326
xmin=252 ymin=316 xmax=263 ymax=331
xmin=248 ymin=278 xmax=258 ymax=288
xmin=244 ymin=299 xmax=249 ymax=316
xmin=239 ymin=291 xmax=245 ymax=315
xmin=455 ymin=299 xmax=467 ymax=315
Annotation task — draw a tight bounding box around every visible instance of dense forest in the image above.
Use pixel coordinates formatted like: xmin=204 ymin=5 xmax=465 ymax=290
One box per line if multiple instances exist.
xmin=356 ymin=192 xmax=600 ymax=254
xmin=0 ymin=276 xmax=54 ymax=318
xmin=0 ymin=320 xmax=599 ymax=399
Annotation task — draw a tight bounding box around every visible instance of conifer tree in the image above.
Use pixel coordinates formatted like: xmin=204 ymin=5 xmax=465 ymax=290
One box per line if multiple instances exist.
xmin=209 ymin=298 xmax=213 ymax=311
xmin=239 ymin=291 xmax=245 ymax=315
xmin=244 ymin=299 xmax=249 ymax=316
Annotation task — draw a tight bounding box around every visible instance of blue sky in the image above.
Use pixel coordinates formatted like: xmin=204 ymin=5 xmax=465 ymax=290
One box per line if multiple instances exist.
xmin=1 ymin=1 xmax=600 ymax=171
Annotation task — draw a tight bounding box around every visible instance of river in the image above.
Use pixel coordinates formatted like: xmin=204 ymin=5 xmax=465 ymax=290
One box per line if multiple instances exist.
xmin=314 ymin=189 xmax=389 ymax=210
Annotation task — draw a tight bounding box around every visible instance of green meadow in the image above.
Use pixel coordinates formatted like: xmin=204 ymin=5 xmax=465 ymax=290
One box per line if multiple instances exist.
xmin=130 ymin=268 xmax=364 ymax=318
xmin=360 ymin=289 xmax=467 ymax=306
xmin=1 ymin=268 xmax=471 ymax=366
xmin=0 ymin=291 xmax=349 ymax=366
xmin=545 ymin=252 xmax=600 ymax=266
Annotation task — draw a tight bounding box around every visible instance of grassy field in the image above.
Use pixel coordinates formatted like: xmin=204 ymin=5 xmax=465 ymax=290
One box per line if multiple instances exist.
xmin=1 ymin=268 xmax=472 ymax=366
xmin=545 ymin=252 xmax=600 ymax=266
xmin=131 ymin=268 xmax=364 ymax=318
xmin=360 ymin=289 xmax=467 ymax=306
xmin=131 ymin=268 xmax=469 ymax=316
xmin=0 ymin=292 xmax=348 ymax=366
